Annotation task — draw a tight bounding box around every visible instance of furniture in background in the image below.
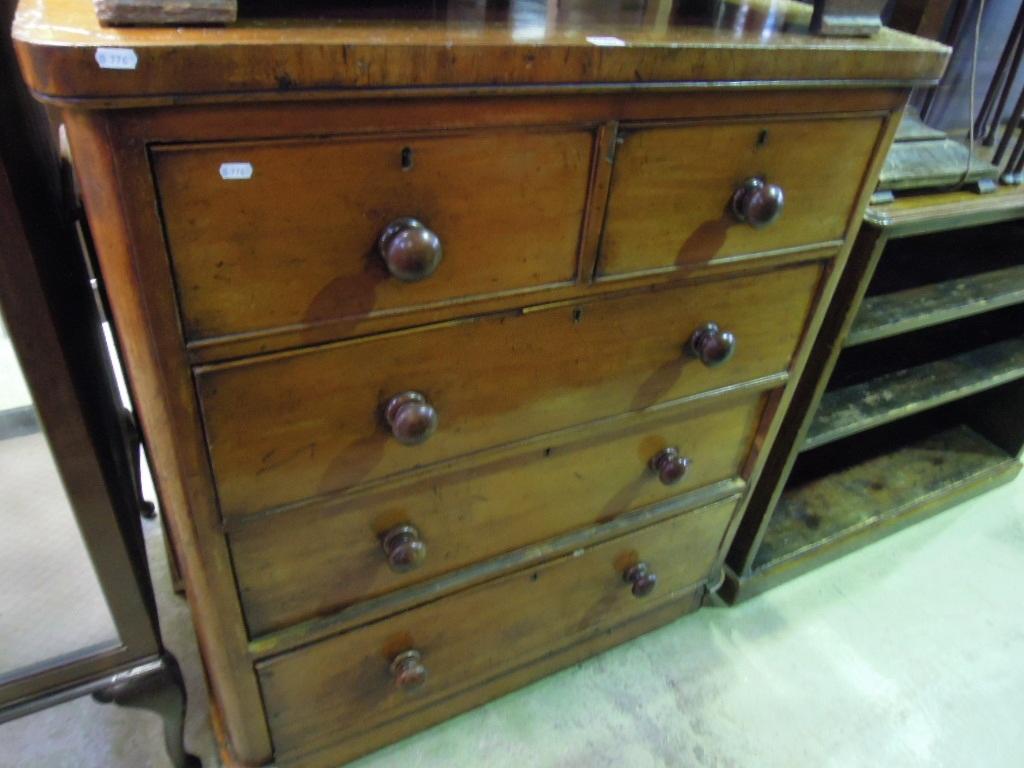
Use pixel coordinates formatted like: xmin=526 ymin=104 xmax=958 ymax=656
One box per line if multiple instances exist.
xmin=14 ymin=0 xmax=947 ymax=765
xmin=723 ymin=185 xmax=1024 ymax=602
xmin=0 ymin=0 xmax=197 ymax=762
xmin=90 ymin=0 xmax=890 ymax=35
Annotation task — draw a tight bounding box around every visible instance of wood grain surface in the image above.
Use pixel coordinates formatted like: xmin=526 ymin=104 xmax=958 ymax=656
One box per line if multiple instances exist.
xmin=197 ymin=262 xmax=822 ymax=518
xmin=257 ymin=496 xmax=737 ymax=763
xmin=153 ymin=128 xmax=592 ymax=341
xmin=599 ymin=115 xmax=883 ymax=277
xmin=231 ymin=392 xmax=767 ymax=635
xmin=14 ymin=0 xmax=949 ymax=103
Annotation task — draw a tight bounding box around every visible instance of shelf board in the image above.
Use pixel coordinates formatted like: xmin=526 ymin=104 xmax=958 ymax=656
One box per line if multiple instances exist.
xmin=847 ymin=265 xmax=1024 ymax=347
xmin=805 ymin=338 xmax=1024 ymax=451
xmin=865 ymin=184 xmax=1024 ymax=238
xmin=751 ymin=424 xmax=1020 ymax=581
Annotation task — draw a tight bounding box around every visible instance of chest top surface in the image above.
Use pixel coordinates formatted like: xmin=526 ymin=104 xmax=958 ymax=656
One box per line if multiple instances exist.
xmin=15 ymin=0 xmax=948 ymax=104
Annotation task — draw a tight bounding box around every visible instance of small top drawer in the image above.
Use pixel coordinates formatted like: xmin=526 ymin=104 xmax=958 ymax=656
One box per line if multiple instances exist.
xmin=597 ymin=115 xmax=883 ymax=278
xmin=152 ymin=129 xmax=592 ymax=342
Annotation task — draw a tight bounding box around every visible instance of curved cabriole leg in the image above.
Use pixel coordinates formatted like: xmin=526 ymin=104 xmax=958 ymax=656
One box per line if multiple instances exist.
xmin=92 ymin=653 xmax=201 ymax=768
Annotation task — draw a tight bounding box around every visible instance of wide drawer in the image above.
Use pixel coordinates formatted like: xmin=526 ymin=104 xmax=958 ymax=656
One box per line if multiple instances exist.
xmin=256 ymin=495 xmax=738 ymax=761
xmin=198 ymin=262 xmax=822 ymax=518
xmin=598 ymin=115 xmax=883 ymax=277
xmin=152 ymin=128 xmax=592 ymax=342
xmin=231 ymin=391 xmax=766 ymax=635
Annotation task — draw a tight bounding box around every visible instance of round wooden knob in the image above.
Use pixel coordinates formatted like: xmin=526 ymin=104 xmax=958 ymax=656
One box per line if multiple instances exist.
xmin=381 ymin=524 xmax=427 ymax=572
xmin=688 ymin=322 xmax=736 ymax=367
xmin=731 ymin=177 xmax=784 ymax=228
xmin=649 ymin=447 xmax=691 ymax=485
xmin=623 ymin=562 xmax=657 ymax=598
xmin=384 ymin=391 xmax=438 ymax=445
xmin=390 ymin=649 xmax=428 ymax=692
xmin=378 ymin=218 xmax=443 ymax=281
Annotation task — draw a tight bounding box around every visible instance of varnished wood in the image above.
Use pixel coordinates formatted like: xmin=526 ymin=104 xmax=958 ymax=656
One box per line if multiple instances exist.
xmin=257 ymin=496 xmax=737 ymax=765
xmin=14 ymin=0 xmax=949 ymax=104
xmin=153 ymin=129 xmax=591 ymax=342
xmin=597 ymin=115 xmax=884 ymax=277
xmin=246 ymin=478 xmax=747 ymax=661
xmin=60 ymin=111 xmax=273 ymax=764
xmin=198 ymin=263 xmax=822 ymax=518
xmin=230 ymin=392 xmax=766 ymax=635
xmin=14 ymin=2 xmax=949 ymax=763
xmin=276 ymin=590 xmax=705 ymax=768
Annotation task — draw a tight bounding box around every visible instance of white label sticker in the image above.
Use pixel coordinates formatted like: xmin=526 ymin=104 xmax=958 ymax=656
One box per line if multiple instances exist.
xmin=586 ymin=36 xmax=626 ymax=47
xmin=219 ymin=162 xmax=254 ymax=181
xmin=95 ymin=48 xmax=138 ymax=71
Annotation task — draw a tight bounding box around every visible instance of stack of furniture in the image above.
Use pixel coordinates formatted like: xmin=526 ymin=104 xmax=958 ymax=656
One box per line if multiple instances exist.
xmin=725 ymin=184 xmax=1024 ymax=602
xmin=14 ymin=0 xmax=946 ymax=765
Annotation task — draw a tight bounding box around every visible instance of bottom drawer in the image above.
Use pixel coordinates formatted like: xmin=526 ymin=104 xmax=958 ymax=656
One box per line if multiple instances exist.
xmin=257 ymin=495 xmax=738 ymax=763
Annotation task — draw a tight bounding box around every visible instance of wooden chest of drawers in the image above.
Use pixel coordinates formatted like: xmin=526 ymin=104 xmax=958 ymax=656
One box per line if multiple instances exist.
xmin=14 ymin=0 xmax=947 ymax=764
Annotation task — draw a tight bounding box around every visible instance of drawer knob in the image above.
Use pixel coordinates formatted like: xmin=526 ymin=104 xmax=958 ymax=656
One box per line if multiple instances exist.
xmin=378 ymin=217 xmax=443 ymax=281
xmin=623 ymin=562 xmax=657 ymax=598
xmin=731 ymin=177 xmax=784 ymax=228
xmin=649 ymin=447 xmax=691 ymax=485
xmin=385 ymin=391 xmax=438 ymax=445
xmin=688 ymin=322 xmax=736 ymax=367
xmin=381 ymin=524 xmax=427 ymax=572
xmin=390 ymin=649 xmax=428 ymax=692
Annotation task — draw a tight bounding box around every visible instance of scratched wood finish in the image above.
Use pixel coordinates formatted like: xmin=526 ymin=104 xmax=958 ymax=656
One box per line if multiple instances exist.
xmin=754 ymin=425 xmax=1018 ymax=575
xmin=805 ymin=337 xmax=1024 ymax=450
xmin=13 ymin=0 xmax=950 ymax=103
xmin=198 ymin=263 xmax=821 ymax=518
xmin=257 ymin=496 xmax=737 ymax=764
xmin=14 ymin=1 xmax=950 ymax=763
xmin=598 ymin=116 xmax=883 ymax=277
xmin=847 ymin=264 xmax=1024 ymax=346
xmin=231 ymin=392 xmax=766 ymax=635
xmin=153 ymin=129 xmax=592 ymax=341
xmin=725 ymin=181 xmax=1024 ymax=605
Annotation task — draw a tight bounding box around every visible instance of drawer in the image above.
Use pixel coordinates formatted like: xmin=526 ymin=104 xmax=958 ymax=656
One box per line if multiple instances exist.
xmin=198 ymin=262 xmax=822 ymax=518
xmin=256 ymin=495 xmax=738 ymax=761
xmin=231 ymin=391 xmax=766 ymax=635
xmin=152 ymin=128 xmax=592 ymax=341
xmin=598 ymin=115 xmax=883 ymax=277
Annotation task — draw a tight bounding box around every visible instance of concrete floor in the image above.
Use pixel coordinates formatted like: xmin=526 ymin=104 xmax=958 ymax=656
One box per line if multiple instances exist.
xmin=2 ymin=473 xmax=1023 ymax=768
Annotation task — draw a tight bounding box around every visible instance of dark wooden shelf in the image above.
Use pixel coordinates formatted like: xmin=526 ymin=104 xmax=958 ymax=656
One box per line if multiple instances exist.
xmin=804 ymin=338 xmax=1024 ymax=451
xmin=847 ymin=265 xmax=1024 ymax=347
xmin=751 ymin=425 xmax=1020 ymax=580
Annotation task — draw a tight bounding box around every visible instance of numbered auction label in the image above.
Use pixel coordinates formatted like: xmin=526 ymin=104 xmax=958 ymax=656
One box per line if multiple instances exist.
xmin=95 ymin=48 xmax=139 ymax=71
xmin=219 ymin=162 xmax=254 ymax=181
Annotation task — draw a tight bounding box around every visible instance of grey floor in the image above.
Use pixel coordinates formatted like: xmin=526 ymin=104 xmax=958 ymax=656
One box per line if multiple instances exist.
xmin=2 ymin=469 xmax=1023 ymax=767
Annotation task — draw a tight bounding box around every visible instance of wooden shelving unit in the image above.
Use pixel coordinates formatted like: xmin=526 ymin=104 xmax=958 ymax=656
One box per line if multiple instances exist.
xmin=806 ymin=338 xmax=1024 ymax=450
xmin=722 ymin=184 xmax=1024 ymax=603
xmin=847 ymin=264 xmax=1024 ymax=346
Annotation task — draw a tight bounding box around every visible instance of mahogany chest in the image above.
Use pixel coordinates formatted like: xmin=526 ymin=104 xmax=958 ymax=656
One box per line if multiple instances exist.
xmin=14 ymin=1 xmax=947 ymax=765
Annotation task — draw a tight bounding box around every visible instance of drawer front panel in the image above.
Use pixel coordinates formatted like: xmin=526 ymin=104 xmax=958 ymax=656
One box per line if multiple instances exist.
xmin=598 ymin=116 xmax=882 ymax=277
xmin=257 ymin=496 xmax=738 ymax=760
xmin=153 ymin=129 xmax=592 ymax=341
xmin=198 ymin=262 xmax=821 ymax=518
xmin=232 ymin=392 xmax=766 ymax=635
